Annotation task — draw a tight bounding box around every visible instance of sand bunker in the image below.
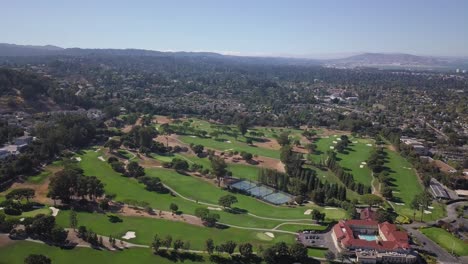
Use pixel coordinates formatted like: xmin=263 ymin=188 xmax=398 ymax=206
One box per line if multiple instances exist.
xmin=325 ymin=207 xmax=338 ymax=210
xmin=334 ymin=135 xmax=338 ymax=137
xmin=98 ymin=156 xmax=105 ymax=161
xmin=361 ymin=162 xmax=367 ymax=165
xmin=190 ymin=136 xmax=197 ymax=138
xmin=366 ymin=144 xmax=372 ymax=146
xmin=332 ymin=141 xmax=338 ymax=144
xmin=424 ymin=210 xmax=432 ymax=214
xmin=49 ymin=207 xmax=60 ymax=217
xmin=337 ymin=138 xmax=342 ymax=141
xmin=75 ymin=157 xmax=82 ymax=162
xmin=353 ymin=141 xmax=358 ymax=143
xmin=226 ymin=140 xmax=231 ymax=143
xmin=360 ymin=165 xmax=364 ymax=168
xmin=394 ymin=203 xmax=405 ymax=206
xmin=208 ymin=207 xmax=222 ymax=211
xmin=330 ymin=146 xmax=334 ymax=149
xmin=428 ymin=206 xmax=434 ymax=209
xmin=265 ymin=232 xmax=275 ymax=238
xmin=95 ymin=148 xmax=100 ymax=152
xmin=19 ymin=218 xmax=25 ymax=222
xmin=304 ymin=209 xmax=313 ymax=215
xmin=122 ymin=231 xmax=136 ymax=239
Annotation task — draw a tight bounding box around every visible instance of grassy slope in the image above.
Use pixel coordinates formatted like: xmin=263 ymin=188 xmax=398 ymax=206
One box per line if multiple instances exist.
xmin=0 ymin=241 xmax=210 ymax=264
xmin=420 ymin=227 xmax=468 ymax=256
xmin=56 ymin=211 xmax=294 ymax=249
xmin=78 ymin=150 xmax=346 ymax=228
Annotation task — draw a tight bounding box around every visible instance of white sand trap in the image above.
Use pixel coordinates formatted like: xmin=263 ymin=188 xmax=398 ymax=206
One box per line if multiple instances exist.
xmin=190 ymin=136 xmax=197 ymax=138
xmin=122 ymin=231 xmax=136 ymax=240
xmin=0 ymin=207 xmax=4 ymax=210
xmin=19 ymin=218 xmax=25 ymax=222
xmin=366 ymin=144 xmax=372 ymax=146
xmin=392 ymin=191 xmax=400 ymax=193
xmin=98 ymin=156 xmax=105 ymax=161
xmin=208 ymin=207 xmax=222 ymax=211
xmin=424 ymin=210 xmax=432 ymax=214
xmin=337 ymin=138 xmax=342 ymax=141
xmin=95 ymin=148 xmax=100 ymax=152
xmin=428 ymin=206 xmax=434 ymax=209
xmin=75 ymin=157 xmax=82 ymax=162
xmin=360 ymin=165 xmax=364 ymax=168
xmin=361 ymin=162 xmax=367 ymax=165
xmin=49 ymin=207 xmax=60 ymax=216
xmin=334 ymin=135 xmax=338 ymax=137
xmin=330 ymin=146 xmax=334 ymax=149
xmin=226 ymin=140 xmax=231 ymax=143
xmin=265 ymin=232 xmax=275 ymax=238
xmin=304 ymin=209 xmax=313 ymax=215
xmin=325 ymin=207 xmax=338 ymax=210
xmin=332 ymin=141 xmax=338 ymax=144
xmin=353 ymin=141 xmax=358 ymax=143
xmin=394 ymin=203 xmax=405 ymax=206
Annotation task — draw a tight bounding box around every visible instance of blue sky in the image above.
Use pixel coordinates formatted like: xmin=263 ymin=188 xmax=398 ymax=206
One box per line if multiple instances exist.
xmin=1 ymin=0 xmax=468 ymax=57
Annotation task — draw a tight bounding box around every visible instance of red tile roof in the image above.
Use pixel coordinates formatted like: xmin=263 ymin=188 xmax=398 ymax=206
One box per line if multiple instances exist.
xmin=332 ymin=220 xmax=410 ymax=251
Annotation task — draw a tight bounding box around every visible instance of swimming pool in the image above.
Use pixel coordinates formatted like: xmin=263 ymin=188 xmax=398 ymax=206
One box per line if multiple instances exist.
xmin=358 ymin=234 xmax=379 ymax=241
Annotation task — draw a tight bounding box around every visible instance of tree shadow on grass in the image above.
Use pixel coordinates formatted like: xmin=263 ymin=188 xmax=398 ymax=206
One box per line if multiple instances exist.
xmin=156 ymin=250 xmax=205 ymax=262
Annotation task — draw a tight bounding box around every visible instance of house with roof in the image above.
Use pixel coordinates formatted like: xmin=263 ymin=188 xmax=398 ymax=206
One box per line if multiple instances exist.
xmin=331 ymin=219 xmax=417 ymax=263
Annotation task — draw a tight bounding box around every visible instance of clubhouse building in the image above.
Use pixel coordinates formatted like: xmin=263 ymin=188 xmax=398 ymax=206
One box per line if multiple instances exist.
xmin=331 ymin=219 xmax=418 ymax=264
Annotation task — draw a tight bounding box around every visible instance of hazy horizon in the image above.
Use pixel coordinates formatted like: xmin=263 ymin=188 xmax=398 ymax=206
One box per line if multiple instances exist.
xmin=2 ymin=0 xmax=468 ymax=57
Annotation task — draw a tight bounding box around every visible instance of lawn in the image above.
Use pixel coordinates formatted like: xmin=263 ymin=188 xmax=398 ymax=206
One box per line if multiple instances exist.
xmin=56 ymin=210 xmax=295 ymax=250
xmin=275 ymin=223 xmax=327 ymax=233
xmin=420 ymin=227 xmax=468 ymax=256
xmin=77 ymin=150 xmax=326 ymax=229
xmin=307 ymin=247 xmax=328 ymax=258
xmin=146 ymin=167 xmax=347 ymax=221
xmin=0 ymin=241 xmax=212 ymax=264
xmin=117 ymin=149 xmax=134 ymax=160
xmin=25 ymin=160 xmax=63 ymax=184
xmin=179 ymin=135 xmax=280 ymax=159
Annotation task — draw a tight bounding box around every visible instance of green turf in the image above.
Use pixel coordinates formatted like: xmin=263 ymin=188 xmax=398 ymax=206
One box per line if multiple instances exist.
xmin=146 ymin=167 xmax=347 ymax=221
xmin=307 ymin=247 xmax=328 ymax=258
xmin=117 ymin=150 xmax=134 ymax=160
xmin=56 ymin=210 xmax=294 ymax=250
xmin=336 ymin=139 xmax=373 ymax=186
xmin=77 ymin=150 xmax=325 ymax=228
xmin=26 ymin=171 xmax=51 ymax=184
xmin=420 ymin=227 xmax=468 ymax=256
xmin=274 ymin=223 xmax=327 ymax=233
xmin=0 ymin=241 xmax=212 ymax=264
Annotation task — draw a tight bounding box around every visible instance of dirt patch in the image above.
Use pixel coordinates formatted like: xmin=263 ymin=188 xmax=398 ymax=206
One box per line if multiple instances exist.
xmin=253 ymin=139 xmax=281 ymax=150
xmin=317 ymin=128 xmax=351 ymax=137
xmin=118 ymin=205 xmax=204 ymax=227
xmin=0 ymin=234 xmax=16 ymax=248
xmin=154 ymin=115 xmax=173 ymax=125
xmin=8 ymin=178 xmax=53 ymax=204
xmin=215 ymin=151 xmax=285 ymax=173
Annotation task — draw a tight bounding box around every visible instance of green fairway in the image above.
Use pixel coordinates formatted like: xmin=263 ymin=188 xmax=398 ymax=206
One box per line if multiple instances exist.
xmin=25 ymin=160 xmax=63 ymax=184
xmin=56 ymin=210 xmax=295 ymax=249
xmin=117 ymin=149 xmax=135 ymax=160
xmin=275 ymin=223 xmax=327 ymax=233
xmin=0 ymin=241 xmax=211 ymax=264
xmin=179 ymin=135 xmax=280 ymax=159
xmin=146 ymin=167 xmax=347 ymax=221
xmin=77 ymin=150 xmax=339 ymax=228
xmin=420 ymin=227 xmax=468 ymax=256
xmin=336 ymin=139 xmax=373 ymax=186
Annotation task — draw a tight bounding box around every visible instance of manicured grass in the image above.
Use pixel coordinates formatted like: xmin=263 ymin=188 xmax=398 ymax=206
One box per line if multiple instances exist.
xmin=275 ymin=224 xmax=327 ymax=233
xmin=77 ymin=150 xmax=320 ymax=228
xmin=56 ymin=210 xmax=295 ymax=250
xmin=146 ymin=167 xmax=347 ymax=221
xmin=179 ymin=135 xmax=280 ymax=159
xmin=0 ymin=241 xmax=212 ymax=264
xmin=26 ymin=170 xmax=51 ymax=184
xmin=117 ymin=149 xmax=134 ymax=160
xmin=307 ymin=247 xmax=328 ymax=258
xmin=420 ymin=227 xmax=468 ymax=256
xmin=336 ymin=139 xmax=373 ymax=186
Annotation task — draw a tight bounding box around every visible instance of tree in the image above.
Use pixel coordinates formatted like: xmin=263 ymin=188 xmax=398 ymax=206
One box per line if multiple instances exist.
xmin=218 ymin=195 xmax=238 ymax=209
xmin=69 ymin=209 xmax=78 ymax=231
xmin=173 ymin=239 xmax=184 ymax=251
xmin=163 ymin=235 xmax=172 ymax=248
xmin=325 ymin=250 xmax=335 ymax=262
xmin=277 ymin=132 xmax=290 ymax=146
xmin=50 ymin=227 xmax=68 ymax=244
xmin=211 ymin=156 xmax=227 ymax=187
xmin=152 ymin=234 xmax=162 ymax=253
xmin=6 ymin=188 xmax=35 ymax=202
xmin=311 ymin=210 xmax=325 ymax=223
xmin=239 ymin=243 xmax=253 ymax=258
xmin=237 ymin=118 xmax=249 ymax=136
xmin=191 ymin=144 xmax=204 ymax=155
xmin=126 ymin=161 xmax=145 ymax=177
xmin=221 ymin=241 xmax=237 ymax=255
xmin=24 ymin=254 xmax=51 ymax=264
xmin=412 ymin=192 xmax=432 ymax=222
xmin=360 ymin=194 xmax=383 ymax=207
xmin=205 ymin=238 xmax=215 ymax=255
xmin=169 ymin=203 xmax=178 ymax=214
xmin=240 ymin=151 xmax=253 ymax=161
xmin=289 ymin=243 xmax=308 ymax=262
xmin=104 ymin=139 xmax=121 ymax=152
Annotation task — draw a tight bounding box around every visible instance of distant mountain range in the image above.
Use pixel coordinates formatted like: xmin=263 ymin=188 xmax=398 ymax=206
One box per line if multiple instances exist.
xmin=1 ymin=43 xmax=467 ymax=70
